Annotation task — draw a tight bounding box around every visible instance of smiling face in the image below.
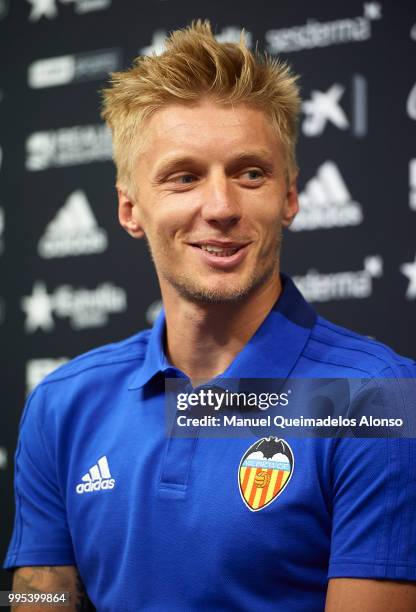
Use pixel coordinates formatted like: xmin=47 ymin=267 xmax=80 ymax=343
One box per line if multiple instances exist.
xmin=118 ymin=100 xmax=298 ymax=305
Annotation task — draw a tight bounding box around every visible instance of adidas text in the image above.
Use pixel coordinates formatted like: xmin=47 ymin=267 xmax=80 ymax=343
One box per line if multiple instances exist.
xmin=75 ymin=455 xmax=115 ymax=494
xmin=76 ymin=478 xmax=115 ymax=494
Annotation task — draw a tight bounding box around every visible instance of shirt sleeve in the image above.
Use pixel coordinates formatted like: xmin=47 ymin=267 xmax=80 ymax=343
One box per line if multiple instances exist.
xmin=328 ymin=373 xmax=416 ymax=581
xmin=3 ymin=385 xmax=76 ymax=569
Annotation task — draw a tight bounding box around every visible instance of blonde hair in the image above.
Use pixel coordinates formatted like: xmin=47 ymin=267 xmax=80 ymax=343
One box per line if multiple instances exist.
xmin=101 ymin=20 xmax=301 ymax=190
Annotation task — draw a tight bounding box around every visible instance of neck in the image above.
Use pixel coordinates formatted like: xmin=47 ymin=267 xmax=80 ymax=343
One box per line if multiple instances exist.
xmin=161 ymin=274 xmax=282 ymax=385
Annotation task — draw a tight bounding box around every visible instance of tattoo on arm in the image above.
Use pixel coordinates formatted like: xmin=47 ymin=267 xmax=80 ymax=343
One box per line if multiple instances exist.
xmin=13 ymin=566 xmax=70 ymax=597
xmin=74 ymin=572 xmax=95 ymax=611
xmin=12 ymin=566 xmax=95 ymax=611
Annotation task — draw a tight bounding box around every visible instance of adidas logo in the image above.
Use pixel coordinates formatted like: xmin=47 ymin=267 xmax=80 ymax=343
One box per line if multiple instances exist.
xmin=38 ymin=190 xmax=108 ymax=258
xmin=290 ymin=161 xmax=363 ymax=231
xmin=76 ymin=456 xmax=115 ymax=494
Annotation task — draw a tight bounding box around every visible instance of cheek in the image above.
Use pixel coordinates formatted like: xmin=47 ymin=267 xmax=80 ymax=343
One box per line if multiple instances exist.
xmin=149 ymin=214 xmax=183 ymax=246
xmin=156 ymin=206 xmax=196 ymax=239
xmin=252 ymin=207 xmax=282 ymax=235
xmin=250 ymin=187 xmax=286 ymax=220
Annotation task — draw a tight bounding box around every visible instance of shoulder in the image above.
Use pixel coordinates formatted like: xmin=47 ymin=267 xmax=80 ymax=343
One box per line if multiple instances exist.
xmin=305 ymin=315 xmax=416 ymax=377
xmin=21 ymin=329 xmax=152 ymax=431
xmin=36 ymin=328 xmax=152 ymax=389
xmin=16 ymin=329 xmax=154 ymax=467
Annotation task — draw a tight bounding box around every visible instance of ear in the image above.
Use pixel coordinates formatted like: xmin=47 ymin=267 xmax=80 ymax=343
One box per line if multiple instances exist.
xmin=117 ymin=185 xmax=145 ymax=239
xmin=281 ymin=175 xmax=299 ymax=228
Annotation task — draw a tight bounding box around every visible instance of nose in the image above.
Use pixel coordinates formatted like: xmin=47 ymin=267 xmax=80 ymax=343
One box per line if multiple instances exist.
xmin=200 ymin=171 xmax=241 ymax=228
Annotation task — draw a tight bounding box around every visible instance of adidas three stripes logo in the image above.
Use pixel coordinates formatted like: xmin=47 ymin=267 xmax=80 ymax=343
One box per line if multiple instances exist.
xmin=75 ymin=456 xmax=116 ymax=494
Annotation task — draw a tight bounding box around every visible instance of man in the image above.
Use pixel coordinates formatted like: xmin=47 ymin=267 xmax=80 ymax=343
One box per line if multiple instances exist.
xmin=4 ymin=21 xmax=416 ymax=611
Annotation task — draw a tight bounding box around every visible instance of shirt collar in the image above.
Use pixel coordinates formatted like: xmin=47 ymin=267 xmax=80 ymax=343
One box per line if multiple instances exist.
xmin=128 ymin=274 xmax=316 ymax=390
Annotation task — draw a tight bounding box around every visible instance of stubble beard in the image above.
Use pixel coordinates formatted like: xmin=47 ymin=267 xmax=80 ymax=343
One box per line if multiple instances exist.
xmin=147 ymin=231 xmax=283 ymax=305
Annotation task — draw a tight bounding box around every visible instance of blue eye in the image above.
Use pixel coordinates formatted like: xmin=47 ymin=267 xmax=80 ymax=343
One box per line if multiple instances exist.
xmin=176 ymin=174 xmax=196 ymax=184
xmin=245 ymin=169 xmax=263 ymax=180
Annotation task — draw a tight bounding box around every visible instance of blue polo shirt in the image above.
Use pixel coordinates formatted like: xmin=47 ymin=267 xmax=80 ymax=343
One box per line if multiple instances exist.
xmin=5 ymin=276 xmax=416 ymax=611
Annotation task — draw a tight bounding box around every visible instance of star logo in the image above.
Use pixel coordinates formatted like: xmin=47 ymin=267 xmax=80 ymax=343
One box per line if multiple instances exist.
xmin=400 ymin=256 xmax=416 ymax=300
xmin=27 ymin=0 xmax=58 ymax=22
xmin=364 ymin=2 xmax=382 ymax=20
xmin=21 ymin=281 xmax=55 ymax=332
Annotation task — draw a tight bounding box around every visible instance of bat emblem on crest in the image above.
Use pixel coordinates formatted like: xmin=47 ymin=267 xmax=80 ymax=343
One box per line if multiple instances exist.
xmin=238 ymin=437 xmax=294 ymax=511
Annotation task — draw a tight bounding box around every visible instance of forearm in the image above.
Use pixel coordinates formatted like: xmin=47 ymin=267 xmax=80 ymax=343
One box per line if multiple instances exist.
xmin=325 ymin=578 xmax=416 ymax=611
xmin=12 ymin=566 xmax=94 ymax=612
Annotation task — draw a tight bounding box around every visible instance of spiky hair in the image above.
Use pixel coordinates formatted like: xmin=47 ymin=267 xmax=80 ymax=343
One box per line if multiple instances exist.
xmin=101 ymin=20 xmax=301 ymax=189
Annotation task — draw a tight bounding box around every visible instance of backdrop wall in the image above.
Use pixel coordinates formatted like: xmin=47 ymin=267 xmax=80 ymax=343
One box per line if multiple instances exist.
xmin=1 ymin=0 xmax=415 ymax=590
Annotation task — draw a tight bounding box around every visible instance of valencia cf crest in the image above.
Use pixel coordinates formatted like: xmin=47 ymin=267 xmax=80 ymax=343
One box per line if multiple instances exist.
xmin=238 ymin=437 xmax=294 ymax=511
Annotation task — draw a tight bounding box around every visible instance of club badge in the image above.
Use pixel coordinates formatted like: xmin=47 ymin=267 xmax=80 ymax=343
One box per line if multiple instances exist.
xmin=238 ymin=437 xmax=294 ymax=511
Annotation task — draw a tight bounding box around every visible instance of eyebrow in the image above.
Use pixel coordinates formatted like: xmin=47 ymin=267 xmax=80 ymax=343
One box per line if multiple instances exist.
xmin=229 ymin=151 xmax=275 ymax=172
xmin=233 ymin=149 xmax=274 ymax=162
xmin=153 ymin=149 xmax=276 ymax=181
xmin=153 ymin=156 xmax=199 ymax=182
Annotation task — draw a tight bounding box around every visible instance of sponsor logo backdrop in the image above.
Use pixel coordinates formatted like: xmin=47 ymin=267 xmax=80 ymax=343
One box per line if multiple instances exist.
xmin=0 ymin=0 xmax=415 ymax=588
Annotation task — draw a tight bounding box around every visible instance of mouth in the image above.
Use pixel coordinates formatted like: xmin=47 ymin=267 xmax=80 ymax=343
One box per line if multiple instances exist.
xmin=197 ymin=244 xmax=241 ymax=257
xmin=191 ymin=241 xmax=248 ymax=256
xmin=188 ymin=241 xmax=251 ymax=269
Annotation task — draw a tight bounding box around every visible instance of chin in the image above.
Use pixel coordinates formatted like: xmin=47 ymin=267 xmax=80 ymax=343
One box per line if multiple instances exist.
xmin=170 ymin=274 xmax=270 ymax=305
xmin=181 ymin=288 xmax=251 ymax=305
